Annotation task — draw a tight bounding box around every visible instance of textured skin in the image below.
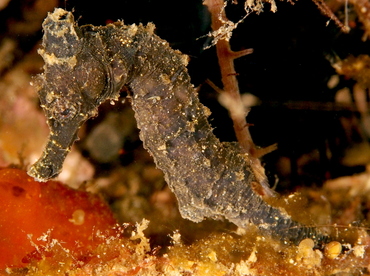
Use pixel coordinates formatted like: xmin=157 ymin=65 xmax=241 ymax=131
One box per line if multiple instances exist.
xmin=28 ymin=9 xmax=326 ymax=244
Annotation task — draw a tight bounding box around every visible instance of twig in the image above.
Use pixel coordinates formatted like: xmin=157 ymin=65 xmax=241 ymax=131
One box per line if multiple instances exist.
xmin=312 ymin=0 xmax=350 ymax=32
xmin=203 ymin=0 xmax=258 ymax=156
xmin=204 ymin=0 xmax=276 ymax=159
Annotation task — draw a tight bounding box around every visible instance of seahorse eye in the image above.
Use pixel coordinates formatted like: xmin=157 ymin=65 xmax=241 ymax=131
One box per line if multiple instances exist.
xmin=49 ymin=98 xmax=79 ymax=122
xmin=58 ymin=105 xmax=78 ymax=121
xmin=60 ymin=108 xmax=71 ymax=117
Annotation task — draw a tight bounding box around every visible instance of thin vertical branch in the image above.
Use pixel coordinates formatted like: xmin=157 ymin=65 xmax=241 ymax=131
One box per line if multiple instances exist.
xmin=203 ymin=0 xmax=276 ymax=158
xmin=204 ymin=0 xmax=256 ymax=155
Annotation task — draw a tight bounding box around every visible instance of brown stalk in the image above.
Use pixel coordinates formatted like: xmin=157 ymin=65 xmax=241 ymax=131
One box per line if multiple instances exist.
xmin=203 ymin=0 xmax=276 ymax=158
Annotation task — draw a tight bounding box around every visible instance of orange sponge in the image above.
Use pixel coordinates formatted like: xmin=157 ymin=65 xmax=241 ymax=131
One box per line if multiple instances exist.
xmin=0 ymin=168 xmax=117 ymax=268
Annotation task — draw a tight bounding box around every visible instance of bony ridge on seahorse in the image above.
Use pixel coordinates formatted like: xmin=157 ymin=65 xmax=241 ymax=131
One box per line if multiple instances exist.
xmin=28 ymin=8 xmax=328 ymax=245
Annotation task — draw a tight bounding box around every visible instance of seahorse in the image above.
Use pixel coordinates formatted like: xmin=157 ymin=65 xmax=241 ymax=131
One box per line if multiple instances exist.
xmin=28 ymin=8 xmax=326 ymax=244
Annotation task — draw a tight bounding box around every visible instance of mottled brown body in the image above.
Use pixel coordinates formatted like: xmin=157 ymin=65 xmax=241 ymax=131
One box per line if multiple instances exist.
xmin=28 ymin=8 xmax=326 ymax=244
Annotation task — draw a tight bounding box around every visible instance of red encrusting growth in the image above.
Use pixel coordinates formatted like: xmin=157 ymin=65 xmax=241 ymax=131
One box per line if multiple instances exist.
xmin=0 ymin=168 xmax=118 ymax=269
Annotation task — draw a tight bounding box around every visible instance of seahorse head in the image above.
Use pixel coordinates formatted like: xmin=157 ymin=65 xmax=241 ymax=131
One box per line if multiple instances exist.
xmin=28 ymin=9 xmax=115 ymax=181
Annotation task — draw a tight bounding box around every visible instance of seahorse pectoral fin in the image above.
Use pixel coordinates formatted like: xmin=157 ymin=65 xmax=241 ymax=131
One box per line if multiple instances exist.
xmin=28 ymin=115 xmax=86 ymax=181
